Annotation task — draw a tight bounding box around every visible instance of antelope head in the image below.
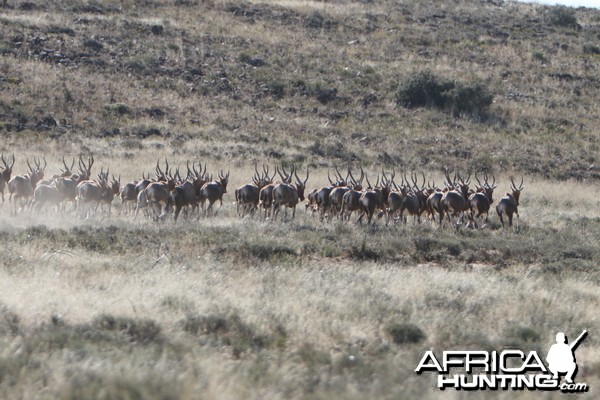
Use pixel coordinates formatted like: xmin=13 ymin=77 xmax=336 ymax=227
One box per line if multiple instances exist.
xmin=509 ymin=175 xmax=524 ymax=206
xmin=294 ymin=166 xmax=309 ymax=201
xmin=1 ymin=154 xmax=15 ymax=182
xmin=60 ymin=156 xmax=75 ymax=177
xmin=218 ymin=170 xmax=229 ymax=193
xmin=78 ymin=154 xmax=94 ymax=181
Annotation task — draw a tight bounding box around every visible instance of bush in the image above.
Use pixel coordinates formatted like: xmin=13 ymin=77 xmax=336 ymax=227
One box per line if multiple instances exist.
xmin=396 ymin=71 xmax=493 ymax=118
xmin=395 ymin=71 xmax=451 ymax=109
xmin=548 ymin=7 xmax=580 ymax=29
xmin=444 ymin=82 xmax=494 ymax=118
xmin=385 ymin=322 xmax=426 ymax=345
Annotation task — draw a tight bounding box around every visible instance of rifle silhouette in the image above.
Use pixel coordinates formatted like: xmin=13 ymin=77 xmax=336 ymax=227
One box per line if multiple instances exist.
xmin=570 ymin=330 xmax=587 ymax=350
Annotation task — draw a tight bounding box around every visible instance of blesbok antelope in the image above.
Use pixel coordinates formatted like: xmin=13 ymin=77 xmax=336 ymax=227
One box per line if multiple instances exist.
xmin=387 ymin=172 xmax=425 ymax=225
xmin=468 ymin=173 xmax=497 ymax=228
xmin=328 ymin=166 xmax=352 ymax=216
xmin=200 ymin=170 xmax=229 ymax=216
xmin=440 ymin=169 xmax=471 ymax=227
xmin=0 ymin=154 xmax=15 ymax=203
xmin=259 ymin=183 xmax=276 ymax=219
xmin=235 ymin=165 xmax=274 ymax=218
xmin=76 ymin=167 xmax=112 ymax=218
xmin=120 ymin=181 xmax=138 ymax=214
xmin=258 ymin=165 xmax=291 ymax=219
xmin=313 ymin=169 xmax=345 ymax=221
xmin=496 ymin=176 xmax=524 ymax=229
xmin=339 ymin=167 xmax=365 ymax=221
xmin=171 ymin=163 xmax=205 ymax=222
xmin=426 ymin=187 xmax=445 ymax=225
xmin=305 ymin=188 xmax=318 ymax=215
xmin=99 ymin=175 xmax=120 ymax=215
xmin=387 ymin=182 xmax=417 ymax=226
xmin=76 ymin=155 xmax=94 ymax=181
xmin=271 ymin=166 xmax=309 ymax=221
xmin=134 ymin=188 xmax=150 ymax=219
xmin=31 ymin=183 xmax=64 ymax=213
xmin=357 ymin=174 xmax=389 ymax=225
xmin=144 ymin=181 xmax=174 ymax=221
xmin=8 ymin=157 xmax=46 ymax=213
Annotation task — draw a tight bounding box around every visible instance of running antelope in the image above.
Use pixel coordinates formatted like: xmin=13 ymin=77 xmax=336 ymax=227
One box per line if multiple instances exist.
xmin=440 ymin=169 xmax=471 ymax=227
xmin=496 ymin=176 xmax=524 ymax=228
xmin=200 ymin=170 xmax=229 ymax=216
xmin=8 ymin=157 xmax=46 ymax=213
xmin=271 ymin=166 xmax=309 ymax=221
xmin=339 ymin=167 xmax=365 ymax=221
xmin=357 ymin=174 xmax=389 ymax=225
xmin=76 ymin=168 xmax=111 ymax=218
xmin=468 ymin=173 xmax=497 ymax=228
xmin=235 ymin=165 xmax=274 ymax=217
xmin=0 ymin=154 xmax=15 ymax=203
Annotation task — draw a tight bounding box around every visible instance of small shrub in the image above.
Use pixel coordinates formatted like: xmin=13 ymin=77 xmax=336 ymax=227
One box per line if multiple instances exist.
xmin=444 ymin=82 xmax=493 ymax=118
xmin=396 ymin=71 xmax=492 ymax=118
xmin=83 ymin=39 xmax=103 ymax=52
xmin=93 ymin=315 xmax=162 ymax=344
xmin=583 ymin=43 xmax=600 ymax=55
xmin=548 ymin=6 xmax=580 ymax=29
xmin=396 ymin=71 xmax=450 ymax=109
xmin=532 ymin=50 xmax=547 ymax=63
xmin=104 ymin=103 xmax=131 ymax=116
xmin=182 ymin=312 xmax=287 ymax=356
xmin=386 ymin=322 xmax=426 ymax=345
xmin=267 ymin=80 xmax=286 ymax=99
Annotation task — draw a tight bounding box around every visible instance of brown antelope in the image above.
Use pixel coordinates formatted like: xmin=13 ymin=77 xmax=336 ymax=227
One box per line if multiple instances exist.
xmin=426 ymin=186 xmax=445 ymax=225
xmin=235 ymin=165 xmax=274 ymax=217
xmin=496 ymin=176 xmax=524 ymax=229
xmin=440 ymin=169 xmax=471 ymax=227
xmin=339 ymin=167 xmax=365 ymax=221
xmin=120 ymin=181 xmax=138 ymax=214
xmin=171 ymin=162 xmax=209 ymax=221
xmin=328 ymin=166 xmax=352 ymax=216
xmin=8 ymin=157 xmax=46 ymax=213
xmin=99 ymin=174 xmax=120 ymax=215
xmin=468 ymin=173 xmax=497 ymax=228
xmin=313 ymin=169 xmax=346 ymax=221
xmin=31 ymin=183 xmax=64 ymax=213
xmin=145 ymin=181 xmax=174 ymax=221
xmin=304 ymin=188 xmax=319 ymax=216
xmin=259 ymin=165 xmax=292 ymax=220
xmin=143 ymin=160 xmax=176 ymax=221
xmin=200 ymin=170 xmax=229 ymax=216
xmin=387 ymin=174 xmax=420 ymax=225
xmin=76 ymin=168 xmax=111 ymax=219
xmin=357 ymin=174 xmax=389 ymax=225
xmin=271 ymin=166 xmax=309 ymax=221
xmin=0 ymin=154 xmax=15 ymax=203
xmin=77 ymin=155 xmax=94 ymax=181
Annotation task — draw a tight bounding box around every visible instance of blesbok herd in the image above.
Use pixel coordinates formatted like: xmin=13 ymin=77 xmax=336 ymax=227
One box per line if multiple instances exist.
xmin=0 ymin=154 xmax=526 ymax=229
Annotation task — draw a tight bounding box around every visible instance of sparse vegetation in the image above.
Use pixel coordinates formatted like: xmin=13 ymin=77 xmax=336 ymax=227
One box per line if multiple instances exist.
xmin=0 ymin=0 xmax=599 ymax=398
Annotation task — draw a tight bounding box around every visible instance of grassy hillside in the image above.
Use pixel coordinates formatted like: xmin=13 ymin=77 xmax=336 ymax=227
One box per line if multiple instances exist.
xmin=1 ymin=0 xmax=599 ymax=179
xmin=1 ymin=1 xmax=600 ymax=399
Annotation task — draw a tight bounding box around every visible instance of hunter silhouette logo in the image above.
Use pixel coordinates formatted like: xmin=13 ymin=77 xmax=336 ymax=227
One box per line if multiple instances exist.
xmin=547 ymin=330 xmax=587 ymax=384
xmin=415 ymin=329 xmax=589 ymax=392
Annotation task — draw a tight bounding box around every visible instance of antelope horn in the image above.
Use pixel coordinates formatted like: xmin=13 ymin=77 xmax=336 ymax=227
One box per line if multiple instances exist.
xmin=365 ymin=173 xmax=372 ymax=189
xmin=475 ymin=172 xmax=482 ymax=188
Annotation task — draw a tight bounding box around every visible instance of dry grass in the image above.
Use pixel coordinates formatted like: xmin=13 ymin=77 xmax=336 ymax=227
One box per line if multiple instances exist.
xmin=0 ymin=168 xmax=599 ymax=398
xmin=0 ymin=0 xmax=599 ymax=398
